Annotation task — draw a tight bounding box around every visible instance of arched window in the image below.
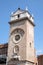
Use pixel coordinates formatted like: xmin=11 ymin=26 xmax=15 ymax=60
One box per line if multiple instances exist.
xmin=30 ymin=42 xmax=31 ymax=47
xmin=18 ymin=14 xmax=20 ymax=18
xmin=14 ymin=45 xmax=19 ymax=55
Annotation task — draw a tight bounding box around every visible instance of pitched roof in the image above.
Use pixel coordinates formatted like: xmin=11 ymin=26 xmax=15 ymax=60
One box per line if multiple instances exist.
xmin=0 ymin=43 xmax=8 ymax=48
xmin=11 ymin=8 xmax=31 ymax=16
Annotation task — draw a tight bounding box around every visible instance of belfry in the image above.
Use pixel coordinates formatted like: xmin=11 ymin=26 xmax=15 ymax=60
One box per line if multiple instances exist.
xmin=7 ymin=8 xmax=37 ymax=65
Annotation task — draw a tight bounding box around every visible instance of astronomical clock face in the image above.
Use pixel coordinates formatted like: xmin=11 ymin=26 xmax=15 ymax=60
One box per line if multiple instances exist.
xmin=12 ymin=29 xmax=24 ymax=43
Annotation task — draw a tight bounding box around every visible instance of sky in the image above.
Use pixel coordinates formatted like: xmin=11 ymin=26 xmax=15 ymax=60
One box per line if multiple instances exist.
xmin=0 ymin=0 xmax=43 ymax=55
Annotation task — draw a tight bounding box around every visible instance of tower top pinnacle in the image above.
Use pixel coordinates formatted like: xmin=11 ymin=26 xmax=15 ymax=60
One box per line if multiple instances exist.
xmin=18 ymin=8 xmax=20 ymax=10
xmin=25 ymin=6 xmax=28 ymax=11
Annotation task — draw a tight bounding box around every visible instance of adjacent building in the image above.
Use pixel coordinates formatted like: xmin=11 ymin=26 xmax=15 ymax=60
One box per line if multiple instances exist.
xmin=37 ymin=55 xmax=43 ymax=65
xmin=0 ymin=43 xmax=8 ymax=65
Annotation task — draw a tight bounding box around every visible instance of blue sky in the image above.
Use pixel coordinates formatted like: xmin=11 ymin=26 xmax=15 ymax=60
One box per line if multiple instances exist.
xmin=0 ymin=0 xmax=43 ymax=55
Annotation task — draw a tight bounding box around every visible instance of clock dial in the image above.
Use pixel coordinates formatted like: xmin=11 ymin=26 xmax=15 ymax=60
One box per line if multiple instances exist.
xmin=12 ymin=29 xmax=24 ymax=43
xmin=13 ymin=34 xmax=21 ymax=43
xmin=15 ymin=35 xmax=20 ymax=41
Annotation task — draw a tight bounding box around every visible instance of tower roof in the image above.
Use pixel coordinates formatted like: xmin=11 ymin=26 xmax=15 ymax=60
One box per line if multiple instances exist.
xmin=9 ymin=8 xmax=35 ymax=26
xmin=11 ymin=8 xmax=29 ymax=16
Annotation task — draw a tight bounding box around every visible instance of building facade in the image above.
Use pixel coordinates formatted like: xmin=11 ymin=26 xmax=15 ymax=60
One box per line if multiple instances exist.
xmin=0 ymin=8 xmax=37 ymax=65
xmin=37 ymin=55 xmax=43 ymax=65
xmin=0 ymin=43 xmax=8 ymax=65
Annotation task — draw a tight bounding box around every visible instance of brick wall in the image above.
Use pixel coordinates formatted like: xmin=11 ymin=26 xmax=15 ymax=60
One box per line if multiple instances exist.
xmin=37 ymin=55 xmax=43 ymax=65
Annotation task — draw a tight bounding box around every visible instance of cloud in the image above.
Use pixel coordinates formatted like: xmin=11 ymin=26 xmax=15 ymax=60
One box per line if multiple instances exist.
xmin=36 ymin=49 xmax=42 ymax=55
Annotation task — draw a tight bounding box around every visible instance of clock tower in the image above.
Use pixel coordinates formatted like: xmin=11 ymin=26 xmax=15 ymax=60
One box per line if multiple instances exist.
xmin=7 ymin=8 xmax=37 ymax=65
